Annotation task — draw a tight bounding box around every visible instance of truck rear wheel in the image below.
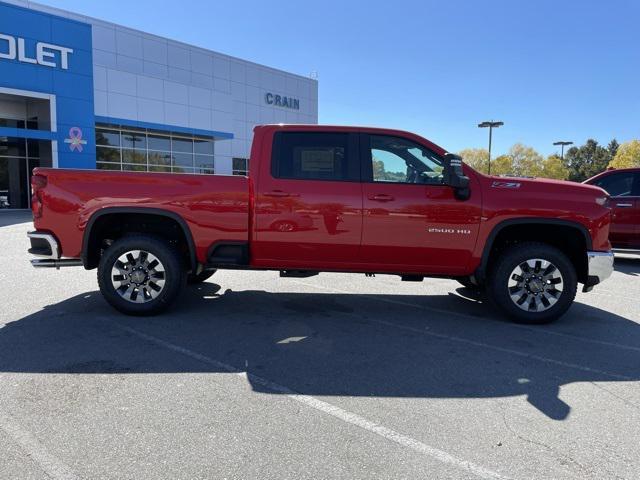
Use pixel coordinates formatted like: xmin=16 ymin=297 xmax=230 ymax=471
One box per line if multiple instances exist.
xmin=487 ymin=242 xmax=577 ymax=324
xmin=97 ymin=234 xmax=186 ymax=315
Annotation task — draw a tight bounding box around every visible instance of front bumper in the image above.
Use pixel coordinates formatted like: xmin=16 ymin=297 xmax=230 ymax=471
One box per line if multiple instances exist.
xmin=583 ymin=250 xmax=614 ymax=292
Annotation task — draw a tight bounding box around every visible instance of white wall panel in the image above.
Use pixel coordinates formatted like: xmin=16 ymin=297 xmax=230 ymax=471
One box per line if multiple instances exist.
xmin=167 ymin=44 xmax=190 ymax=71
xmin=92 ymin=25 xmax=116 ymax=52
xmin=107 ymin=69 xmax=137 ymax=96
xmin=163 ymin=81 xmax=188 ymax=104
xmin=107 ymin=92 xmax=137 ymax=119
xmin=93 ymin=90 xmax=108 ymax=116
xmin=188 ymin=106 xmax=212 ymax=130
xmin=137 ymin=76 xmax=163 ymax=101
xmin=142 ymin=38 xmax=167 ymax=65
xmin=137 ymin=98 xmax=164 ymax=124
xmin=188 ymin=86 xmax=211 ymax=108
xmin=116 ymin=30 xmax=143 ymax=59
xmin=93 ymin=65 xmax=107 ymax=91
xmin=164 ymin=102 xmax=189 ymax=126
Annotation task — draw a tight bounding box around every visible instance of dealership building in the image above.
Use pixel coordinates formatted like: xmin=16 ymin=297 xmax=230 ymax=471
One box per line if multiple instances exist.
xmin=0 ymin=0 xmax=318 ymax=209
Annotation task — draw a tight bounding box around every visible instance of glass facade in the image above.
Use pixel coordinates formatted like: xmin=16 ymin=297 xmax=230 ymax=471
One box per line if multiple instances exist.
xmin=96 ymin=124 xmax=216 ymax=174
xmin=0 ymin=137 xmax=43 ymax=209
xmin=232 ymin=157 xmax=249 ymax=176
xmin=0 ymin=94 xmax=54 ymax=209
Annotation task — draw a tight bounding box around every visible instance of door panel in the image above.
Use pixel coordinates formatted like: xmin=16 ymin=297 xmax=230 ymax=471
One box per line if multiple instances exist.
xmin=252 ymin=131 xmax=363 ymax=268
xmin=360 ymin=133 xmax=481 ymax=274
xmin=361 ymin=183 xmax=481 ymax=273
xmin=610 ymin=197 xmax=638 ymax=248
xmin=590 ymin=171 xmax=639 ymax=248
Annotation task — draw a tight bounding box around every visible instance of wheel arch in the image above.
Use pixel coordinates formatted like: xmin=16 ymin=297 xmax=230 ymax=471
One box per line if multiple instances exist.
xmin=82 ymin=207 xmax=197 ymax=271
xmin=477 ymin=218 xmax=592 ymax=284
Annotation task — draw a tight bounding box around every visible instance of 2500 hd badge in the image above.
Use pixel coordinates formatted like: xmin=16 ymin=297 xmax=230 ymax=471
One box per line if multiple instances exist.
xmin=428 ymin=227 xmax=472 ymax=235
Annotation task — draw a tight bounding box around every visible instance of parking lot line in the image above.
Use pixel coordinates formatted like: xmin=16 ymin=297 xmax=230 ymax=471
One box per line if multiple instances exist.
xmin=293 ymin=281 xmax=635 ymax=380
xmin=0 ymin=396 xmax=78 ymax=480
xmin=113 ymin=322 xmax=508 ymax=480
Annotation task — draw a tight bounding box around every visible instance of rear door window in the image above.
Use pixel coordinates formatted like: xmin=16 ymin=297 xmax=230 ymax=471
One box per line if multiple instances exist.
xmin=271 ymin=132 xmax=359 ymax=181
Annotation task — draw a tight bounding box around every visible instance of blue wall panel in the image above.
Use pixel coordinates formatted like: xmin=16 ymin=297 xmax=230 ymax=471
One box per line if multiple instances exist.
xmin=0 ymin=1 xmax=96 ymax=169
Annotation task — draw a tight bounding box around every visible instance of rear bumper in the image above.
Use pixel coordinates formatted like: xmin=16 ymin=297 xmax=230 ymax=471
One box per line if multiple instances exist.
xmin=583 ymin=250 xmax=614 ymax=292
xmin=28 ymin=231 xmax=59 ymax=259
xmin=27 ymin=231 xmax=82 ymax=268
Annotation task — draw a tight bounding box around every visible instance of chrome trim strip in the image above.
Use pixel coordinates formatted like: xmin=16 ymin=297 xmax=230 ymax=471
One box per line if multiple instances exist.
xmin=613 ymin=248 xmax=640 ymax=255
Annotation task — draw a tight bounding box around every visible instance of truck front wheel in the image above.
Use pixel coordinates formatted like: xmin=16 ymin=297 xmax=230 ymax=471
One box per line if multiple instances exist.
xmin=97 ymin=235 xmax=186 ymax=315
xmin=487 ymin=242 xmax=577 ymax=324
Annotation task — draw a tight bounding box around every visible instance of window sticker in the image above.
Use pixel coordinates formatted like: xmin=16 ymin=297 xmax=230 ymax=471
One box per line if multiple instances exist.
xmin=300 ymin=149 xmax=336 ymax=173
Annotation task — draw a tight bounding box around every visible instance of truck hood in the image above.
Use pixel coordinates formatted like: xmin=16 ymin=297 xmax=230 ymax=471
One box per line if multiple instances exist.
xmin=486 ymin=175 xmax=608 ymax=197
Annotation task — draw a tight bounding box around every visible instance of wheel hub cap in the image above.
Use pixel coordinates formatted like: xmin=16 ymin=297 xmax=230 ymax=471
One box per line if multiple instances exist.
xmin=507 ymin=258 xmax=563 ymax=312
xmin=111 ymin=250 xmax=166 ymax=304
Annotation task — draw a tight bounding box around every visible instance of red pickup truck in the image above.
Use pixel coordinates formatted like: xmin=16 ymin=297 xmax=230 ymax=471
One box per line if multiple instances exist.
xmin=27 ymin=124 xmax=614 ymax=324
xmin=584 ymin=168 xmax=640 ymax=252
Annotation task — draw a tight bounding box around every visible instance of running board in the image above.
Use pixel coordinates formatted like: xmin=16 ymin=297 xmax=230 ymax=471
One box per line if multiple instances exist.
xmin=31 ymin=259 xmax=83 ymax=269
xmin=613 ymin=248 xmax=640 ymax=255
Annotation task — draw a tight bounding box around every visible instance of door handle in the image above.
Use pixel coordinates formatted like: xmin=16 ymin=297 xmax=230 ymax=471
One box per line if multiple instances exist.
xmin=264 ymin=191 xmax=299 ymax=198
xmin=369 ymin=194 xmax=395 ymax=202
xmin=616 ymin=203 xmax=633 ymax=207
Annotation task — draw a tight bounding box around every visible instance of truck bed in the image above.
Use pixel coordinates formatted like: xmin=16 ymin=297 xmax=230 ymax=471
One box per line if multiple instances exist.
xmin=32 ymin=168 xmax=250 ymax=263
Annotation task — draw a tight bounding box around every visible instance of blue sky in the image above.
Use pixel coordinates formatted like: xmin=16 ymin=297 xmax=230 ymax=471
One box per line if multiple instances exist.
xmin=41 ymin=0 xmax=639 ymax=156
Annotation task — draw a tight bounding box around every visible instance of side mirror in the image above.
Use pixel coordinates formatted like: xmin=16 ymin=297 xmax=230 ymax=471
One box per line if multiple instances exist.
xmin=443 ymin=153 xmax=470 ymax=200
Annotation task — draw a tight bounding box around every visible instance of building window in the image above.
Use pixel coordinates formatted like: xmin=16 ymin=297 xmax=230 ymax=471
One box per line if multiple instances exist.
xmin=0 ymin=137 xmax=43 ymax=209
xmin=232 ymin=157 xmax=248 ymax=176
xmin=95 ymin=124 xmax=216 ymax=175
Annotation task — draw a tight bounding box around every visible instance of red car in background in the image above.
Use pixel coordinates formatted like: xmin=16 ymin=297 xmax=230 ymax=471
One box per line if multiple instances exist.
xmin=585 ymin=168 xmax=640 ymax=252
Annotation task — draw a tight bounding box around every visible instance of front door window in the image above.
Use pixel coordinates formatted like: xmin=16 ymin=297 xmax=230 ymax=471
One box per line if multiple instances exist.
xmin=370 ymin=135 xmax=445 ymax=185
xmin=592 ymin=172 xmax=636 ymax=197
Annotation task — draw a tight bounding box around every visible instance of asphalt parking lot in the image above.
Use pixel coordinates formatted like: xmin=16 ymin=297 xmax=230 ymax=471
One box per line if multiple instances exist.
xmin=1 ymin=210 xmax=639 ymax=480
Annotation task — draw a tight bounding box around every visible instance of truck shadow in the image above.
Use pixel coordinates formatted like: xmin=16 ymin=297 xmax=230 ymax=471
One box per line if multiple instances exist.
xmin=0 ymin=283 xmax=638 ymax=421
xmin=614 ymin=256 xmax=640 ymax=276
xmin=0 ymin=210 xmax=32 ymax=227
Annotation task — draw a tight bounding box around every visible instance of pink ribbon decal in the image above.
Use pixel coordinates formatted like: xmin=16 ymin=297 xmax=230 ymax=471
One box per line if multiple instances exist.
xmin=64 ymin=127 xmax=87 ymax=152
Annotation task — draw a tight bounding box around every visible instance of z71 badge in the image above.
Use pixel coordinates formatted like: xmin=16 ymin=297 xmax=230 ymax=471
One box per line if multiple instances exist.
xmin=491 ymin=181 xmax=521 ymax=189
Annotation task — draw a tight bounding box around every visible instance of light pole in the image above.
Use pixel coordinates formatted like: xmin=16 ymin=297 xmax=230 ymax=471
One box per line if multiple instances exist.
xmin=553 ymin=141 xmax=573 ymax=161
xmin=478 ymin=121 xmax=504 ymax=175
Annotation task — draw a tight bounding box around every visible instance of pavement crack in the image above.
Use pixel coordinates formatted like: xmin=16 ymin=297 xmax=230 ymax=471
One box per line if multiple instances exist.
xmin=499 ymin=401 xmax=593 ymax=478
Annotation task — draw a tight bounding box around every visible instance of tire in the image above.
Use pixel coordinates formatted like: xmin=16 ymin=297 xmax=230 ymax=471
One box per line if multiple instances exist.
xmin=187 ymin=269 xmax=216 ymax=284
xmin=487 ymin=241 xmax=577 ymax=324
xmin=97 ymin=234 xmax=186 ymax=315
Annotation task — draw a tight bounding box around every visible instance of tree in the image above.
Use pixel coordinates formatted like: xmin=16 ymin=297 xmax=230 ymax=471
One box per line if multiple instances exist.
xmin=507 ymin=143 xmax=543 ymax=177
xmin=539 ymin=155 xmax=570 ymax=180
xmin=563 ymin=139 xmax=612 ymax=182
xmin=490 ymin=155 xmax=514 ymax=176
xmin=458 ymin=148 xmax=489 ymax=174
xmin=608 ymin=139 xmax=619 ymax=159
xmin=608 ymin=140 xmax=640 ymax=169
